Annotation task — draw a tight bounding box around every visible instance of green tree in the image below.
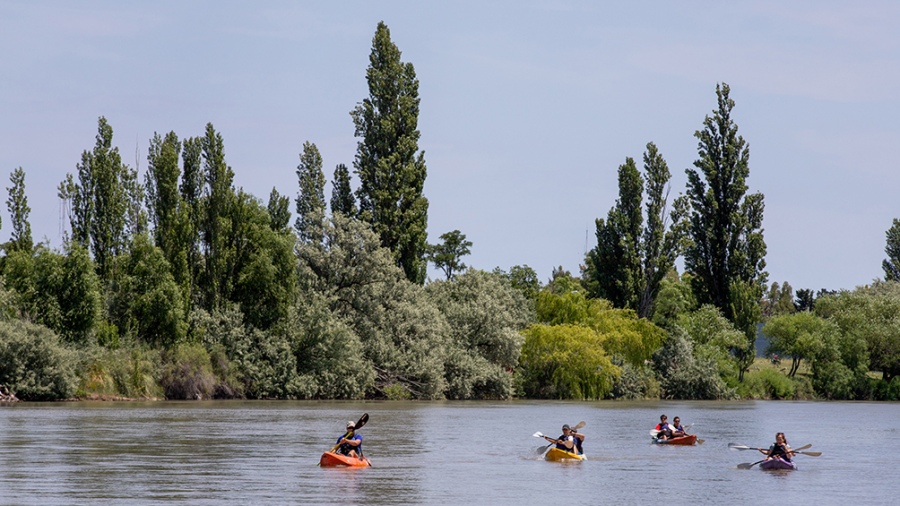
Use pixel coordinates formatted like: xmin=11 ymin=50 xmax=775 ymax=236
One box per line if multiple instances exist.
xmin=180 ymin=136 xmax=204 ymax=302
xmin=684 ymin=83 xmax=767 ymax=318
xmin=146 ymin=131 xmax=183 ymax=269
xmin=0 ymin=320 xmax=77 ymax=401
xmin=6 ymin=167 xmax=32 ymax=253
xmin=427 ymin=229 xmax=472 ymax=280
xmin=761 ymin=281 xmax=796 ymax=319
xmin=296 ymin=213 xmax=448 ymax=398
xmin=59 ymin=117 xmax=132 ymax=282
xmin=519 ymin=323 xmax=618 ymax=399
xmin=426 ymin=269 xmax=532 ymax=399
xmin=586 ymin=156 xmax=642 ymax=309
xmin=763 ymin=310 xmax=838 ymax=377
xmin=684 ymin=83 xmax=766 ymax=380
xmin=267 ymin=187 xmax=291 ymax=232
xmin=352 ymin=21 xmax=429 ymax=284
xmin=330 ymin=163 xmax=357 ymax=217
xmin=294 ymin=141 xmax=326 ymax=242
xmin=883 ymin=218 xmax=900 ymax=281
xmin=109 ymin=233 xmax=186 ymax=347
xmin=585 ymin=143 xmax=688 ymax=319
xmin=500 ymin=265 xmax=541 ymax=300
xmin=200 ymin=123 xmax=236 ymax=311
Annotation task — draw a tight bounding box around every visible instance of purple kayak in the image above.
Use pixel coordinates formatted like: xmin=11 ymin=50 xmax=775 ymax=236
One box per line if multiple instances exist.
xmin=759 ymin=457 xmax=797 ymax=471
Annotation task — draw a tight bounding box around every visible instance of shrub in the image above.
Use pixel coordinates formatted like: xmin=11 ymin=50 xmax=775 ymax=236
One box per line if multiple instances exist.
xmin=78 ymin=344 xmax=161 ymax=398
xmin=737 ymin=368 xmax=795 ymax=399
xmin=0 ymin=320 xmax=77 ymax=400
xmin=160 ymin=343 xmax=216 ymax=400
xmin=610 ymin=362 xmax=660 ymax=400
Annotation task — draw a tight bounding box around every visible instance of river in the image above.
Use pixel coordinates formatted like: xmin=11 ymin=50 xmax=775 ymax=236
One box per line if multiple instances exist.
xmin=0 ymin=400 xmax=894 ymax=505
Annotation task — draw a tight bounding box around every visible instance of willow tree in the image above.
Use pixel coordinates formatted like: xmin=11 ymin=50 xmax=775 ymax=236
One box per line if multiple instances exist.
xmin=351 ymin=21 xmax=429 ymax=284
xmin=683 ymin=83 xmax=767 ymax=381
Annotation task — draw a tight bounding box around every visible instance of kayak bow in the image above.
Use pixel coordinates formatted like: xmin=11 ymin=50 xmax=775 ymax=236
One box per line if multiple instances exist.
xmin=319 ymin=451 xmax=371 ymax=467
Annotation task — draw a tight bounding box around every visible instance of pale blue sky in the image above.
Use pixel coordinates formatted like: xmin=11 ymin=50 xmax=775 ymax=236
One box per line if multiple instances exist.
xmin=2 ymin=1 xmax=898 ymax=291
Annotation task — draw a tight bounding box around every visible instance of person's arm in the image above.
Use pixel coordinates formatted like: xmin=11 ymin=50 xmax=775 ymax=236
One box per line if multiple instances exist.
xmin=340 ymin=435 xmax=361 ymax=447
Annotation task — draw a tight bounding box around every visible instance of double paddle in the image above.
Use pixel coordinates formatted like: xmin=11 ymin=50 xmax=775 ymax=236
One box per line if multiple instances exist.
xmin=329 ymin=412 xmax=369 ymax=453
xmin=533 ymin=421 xmax=585 ymax=454
xmin=729 ymin=442 xmax=819 ymax=469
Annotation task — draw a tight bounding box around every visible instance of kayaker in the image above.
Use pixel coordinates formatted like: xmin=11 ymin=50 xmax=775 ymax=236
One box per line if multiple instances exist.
xmin=571 ymin=427 xmax=585 ymax=455
xmin=671 ymin=417 xmax=687 ymax=437
xmin=336 ymin=420 xmax=363 ymax=459
xmin=759 ymin=432 xmax=794 ymax=462
xmin=654 ymin=414 xmax=673 ymax=440
xmin=542 ymin=424 xmax=576 ymax=452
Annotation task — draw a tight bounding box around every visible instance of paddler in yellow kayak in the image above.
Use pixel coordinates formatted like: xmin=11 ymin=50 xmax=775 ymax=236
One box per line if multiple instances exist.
xmin=542 ymin=424 xmax=577 ymax=453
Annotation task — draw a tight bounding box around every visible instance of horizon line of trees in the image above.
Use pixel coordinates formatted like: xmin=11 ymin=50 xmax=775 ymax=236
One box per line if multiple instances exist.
xmin=2 ymin=22 xmax=900 ymax=403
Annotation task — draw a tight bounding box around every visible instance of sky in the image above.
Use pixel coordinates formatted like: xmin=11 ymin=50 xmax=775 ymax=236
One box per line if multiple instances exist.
xmin=2 ymin=0 xmax=899 ymax=291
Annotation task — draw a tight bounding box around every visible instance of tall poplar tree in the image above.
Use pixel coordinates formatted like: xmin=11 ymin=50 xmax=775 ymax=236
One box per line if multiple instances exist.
xmin=351 ymin=21 xmax=429 ymax=284
xmin=585 ymin=143 xmax=688 ymax=319
xmin=684 ymin=83 xmax=767 ymax=316
xmin=200 ymin=123 xmax=235 ymax=310
xmin=294 ymin=141 xmax=326 ymax=242
xmin=683 ymin=83 xmax=766 ymax=381
xmin=6 ymin=167 xmax=32 ymax=253
xmin=146 ymin=131 xmax=183 ymax=269
xmin=59 ymin=117 xmax=131 ymax=282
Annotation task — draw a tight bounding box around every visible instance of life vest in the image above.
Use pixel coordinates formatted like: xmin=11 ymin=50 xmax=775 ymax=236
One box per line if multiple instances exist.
xmin=337 ymin=433 xmax=363 ymax=455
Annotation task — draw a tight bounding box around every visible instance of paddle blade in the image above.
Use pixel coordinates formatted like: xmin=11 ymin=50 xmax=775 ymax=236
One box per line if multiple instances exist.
xmin=355 ymin=413 xmax=369 ymax=431
xmin=535 ymin=444 xmax=551 ymax=455
xmin=728 ymin=443 xmax=751 ymax=451
xmin=572 ymin=420 xmax=586 ymax=430
xmin=798 ymin=451 xmax=822 ymax=457
xmin=533 ymin=432 xmax=544 ymax=438
xmin=737 ymin=462 xmax=755 ymax=470
xmin=794 ymin=443 xmax=812 ymax=451
xmin=696 ymin=438 xmax=705 ymax=445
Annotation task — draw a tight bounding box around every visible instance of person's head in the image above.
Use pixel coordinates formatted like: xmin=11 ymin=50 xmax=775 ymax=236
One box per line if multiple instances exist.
xmin=673 ymin=417 xmax=680 ymax=425
xmin=346 ymin=421 xmax=356 ymax=431
xmin=775 ymin=432 xmax=786 ymax=443
xmin=562 ymin=424 xmax=571 ymax=434
xmin=660 ymin=414 xmax=667 ymax=422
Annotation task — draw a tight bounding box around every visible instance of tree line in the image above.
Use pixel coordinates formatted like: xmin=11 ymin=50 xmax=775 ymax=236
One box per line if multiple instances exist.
xmin=2 ymin=22 xmax=899 ymax=402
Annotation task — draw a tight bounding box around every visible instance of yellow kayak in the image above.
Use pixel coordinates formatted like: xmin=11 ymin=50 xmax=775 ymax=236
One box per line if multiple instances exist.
xmin=545 ymin=447 xmax=586 ymax=461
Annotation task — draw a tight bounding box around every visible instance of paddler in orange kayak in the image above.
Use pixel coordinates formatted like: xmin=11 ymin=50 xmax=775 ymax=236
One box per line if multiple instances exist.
xmin=336 ymin=420 xmax=364 ymax=459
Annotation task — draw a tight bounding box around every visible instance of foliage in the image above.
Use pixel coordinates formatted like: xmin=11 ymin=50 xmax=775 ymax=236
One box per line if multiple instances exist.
xmin=736 ymin=368 xmax=796 ymax=400
xmin=676 ymin=304 xmax=744 ymax=378
xmin=652 ymin=327 xmax=734 ymax=400
xmin=109 ymin=233 xmax=186 ymax=347
xmin=427 ymin=229 xmax=472 ymax=281
xmin=294 ymin=141 xmax=326 ymax=242
xmin=426 ymin=269 xmax=533 ymax=399
xmin=159 ymin=342 xmax=216 ymax=400
xmin=535 ymin=289 xmax=664 ymax=368
xmin=192 ymin=306 xmax=304 ymax=399
xmin=352 ymin=21 xmax=429 ymax=284
xmin=815 ymin=282 xmax=900 ymax=381
xmin=728 ymin=280 xmax=763 ymax=381
xmin=296 ymin=214 xmax=448 ymax=399
xmin=6 ymin=167 xmax=32 ymax=253
xmin=145 ymin=131 xmax=183 ymax=273
xmin=519 ymin=323 xmax=618 ymax=399
xmin=763 ymin=311 xmax=839 ymax=377
xmin=199 ymin=123 xmax=236 ymax=312
xmin=0 ymin=320 xmax=77 ymax=400
xmin=59 ymin=117 xmax=134 ymax=282
xmin=883 ymin=218 xmax=900 ymax=281
xmin=610 ymin=361 xmax=660 ymax=400
xmin=651 ymin=271 xmax=697 ymax=329
xmin=495 ymin=265 xmax=541 ymax=300
xmin=266 ymin=187 xmax=291 ymax=232
xmin=683 ymin=83 xmax=767 ymax=326
xmin=330 ymin=163 xmax=357 ymax=218
xmin=761 ymin=281 xmax=796 ymax=319
xmin=584 ymin=143 xmax=688 ymax=319
xmin=78 ymin=344 xmax=161 ymax=398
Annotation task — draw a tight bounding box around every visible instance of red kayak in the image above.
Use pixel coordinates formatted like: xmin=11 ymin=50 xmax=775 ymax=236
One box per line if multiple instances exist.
xmin=319 ymin=451 xmax=371 ymax=467
xmin=652 ymin=434 xmax=697 ymax=445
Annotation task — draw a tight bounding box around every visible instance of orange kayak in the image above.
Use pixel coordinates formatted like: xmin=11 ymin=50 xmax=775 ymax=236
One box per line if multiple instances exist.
xmin=319 ymin=451 xmax=371 ymax=467
xmin=652 ymin=434 xmax=697 ymax=445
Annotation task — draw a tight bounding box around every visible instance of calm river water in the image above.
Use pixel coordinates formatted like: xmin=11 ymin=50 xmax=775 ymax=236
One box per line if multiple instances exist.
xmin=0 ymin=400 xmax=895 ymax=505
